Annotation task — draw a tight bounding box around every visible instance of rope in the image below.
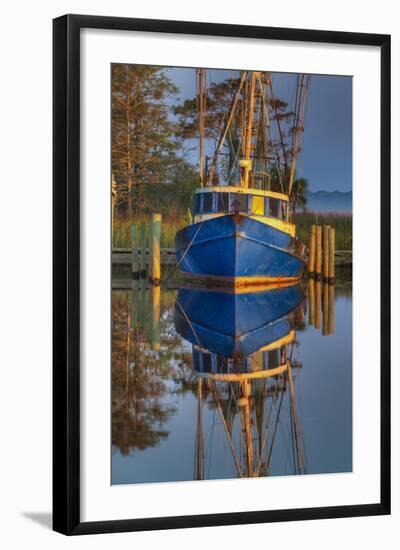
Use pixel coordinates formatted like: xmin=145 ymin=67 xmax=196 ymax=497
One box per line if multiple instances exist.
xmin=176 ymin=221 xmax=204 ymax=267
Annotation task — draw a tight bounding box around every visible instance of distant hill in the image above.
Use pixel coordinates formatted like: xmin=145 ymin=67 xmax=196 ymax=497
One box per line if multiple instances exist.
xmin=302 ymin=190 xmax=352 ymax=212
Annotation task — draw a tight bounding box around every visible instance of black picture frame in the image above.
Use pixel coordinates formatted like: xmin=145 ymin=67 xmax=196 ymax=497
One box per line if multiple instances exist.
xmin=53 ymin=14 xmax=391 ymax=535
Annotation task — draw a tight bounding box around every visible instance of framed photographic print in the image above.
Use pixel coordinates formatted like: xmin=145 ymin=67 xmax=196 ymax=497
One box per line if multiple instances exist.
xmin=53 ymin=14 xmax=390 ymax=535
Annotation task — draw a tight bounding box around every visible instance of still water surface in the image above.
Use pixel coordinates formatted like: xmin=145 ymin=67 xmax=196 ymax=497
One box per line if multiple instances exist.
xmin=112 ymin=280 xmax=352 ymax=485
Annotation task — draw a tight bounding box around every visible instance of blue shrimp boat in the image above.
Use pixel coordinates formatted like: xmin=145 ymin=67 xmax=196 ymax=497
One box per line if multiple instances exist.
xmin=175 ymin=70 xmax=309 ymax=287
xmin=175 ymin=186 xmax=306 ymax=286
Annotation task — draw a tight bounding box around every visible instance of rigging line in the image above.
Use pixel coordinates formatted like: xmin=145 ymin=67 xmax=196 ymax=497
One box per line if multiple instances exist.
xmin=207 ymin=72 xmax=235 ymax=185
xmin=267 ymin=76 xmax=289 ymax=170
xmin=226 ymin=128 xmax=244 ymax=184
xmin=287 ymin=371 xmax=297 ymax=473
xmin=288 ymin=364 xmax=303 ymax=474
xmin=260 ymin=375 xmax=284 ymax=478
xmin=210 ymin=381 xmax=243 ymax=478
xmin=291 ymin=74 xmax=300 ymax=153
xmin=206 ymin=408 xmax=216 ymax=478
xmin=264 ymin=375 xmax=287 ymax=474
xmin=159 ymin=218 xmax=204 ymax=289
xmin=207 ymin=72 xmax=247 ymax=186
xmin=256 ymin=75 xmax=285 ymax=194
xmin=174 ymin=299 xmax=202 ymax=347
xmin=176 ymin=221 xmax=203 ymax=268
xmin=254 ymin=372 xmax=282 ymax=476
xmin=288 ymin=363 xmax=307 ymax=474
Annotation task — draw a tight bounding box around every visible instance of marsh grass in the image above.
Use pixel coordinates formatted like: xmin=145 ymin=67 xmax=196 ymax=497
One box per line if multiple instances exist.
xmin=113 ymin=211 xmax=352 ymax=250
xmin=113 ymin=217 xmax=187 ymax=249
xmin=295 ymin=212 xmax=352 ymax=250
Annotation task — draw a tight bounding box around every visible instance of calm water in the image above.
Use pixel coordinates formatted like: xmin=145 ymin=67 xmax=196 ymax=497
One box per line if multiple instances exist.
xmin=111 ymin=280 xmax=352 ymax=484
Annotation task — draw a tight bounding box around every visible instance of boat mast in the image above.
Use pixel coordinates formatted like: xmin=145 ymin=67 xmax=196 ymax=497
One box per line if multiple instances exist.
xmin=243 ymin=72 xmax=258 ymax=188
xmin=197 ymin=69 xmax=206 ymax=187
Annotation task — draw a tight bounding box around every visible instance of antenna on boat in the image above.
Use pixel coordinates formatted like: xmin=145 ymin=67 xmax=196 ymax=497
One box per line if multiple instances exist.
xmin=196 ymin=69 xmax=206 ymax=187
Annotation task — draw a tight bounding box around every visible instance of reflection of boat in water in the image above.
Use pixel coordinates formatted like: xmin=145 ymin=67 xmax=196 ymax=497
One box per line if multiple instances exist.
xmin=175 ymin=71 xmax=310 ymax=287
xmin=174 ymin=283 xmax=305 ymax=359
xmin=174 ymin=284 xmax=307 ymax=479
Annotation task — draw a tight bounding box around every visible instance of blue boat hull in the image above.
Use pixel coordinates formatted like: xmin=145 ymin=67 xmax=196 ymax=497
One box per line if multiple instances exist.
xmin=175 ymin=214 xmax=306 ymax=285
xmin=174 ymin=284 xmax=305 ymax=358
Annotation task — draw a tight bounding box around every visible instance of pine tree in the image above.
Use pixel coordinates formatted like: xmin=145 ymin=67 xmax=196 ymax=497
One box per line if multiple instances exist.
xmin=112 ymin=64 xmax=183 ymax=218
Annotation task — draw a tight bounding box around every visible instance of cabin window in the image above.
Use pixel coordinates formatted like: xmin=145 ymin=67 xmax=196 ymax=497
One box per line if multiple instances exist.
xmin=217 ymin=192 xmax=229 ymax=212
xmin=269 ymin=198 xmax=282 ymax=219
xmin=202 ymin=192 xmax=213 ymax=213
xmin=252 ymin=195 xmax=265 ymax=216
xmin=193 ymin=194 xmax=201 ymax=215
xmin=229 ymin=193 xmax=248 ymax=213
xmin=265 ymin=349 xmax=280 ymax=370
xmin=193 ymin=349 xmax=200 ymax=370
xmin=202 ymin=353 xmax=212 ymax=373
xmin=216 ymin=355 xmax=229 ymax=372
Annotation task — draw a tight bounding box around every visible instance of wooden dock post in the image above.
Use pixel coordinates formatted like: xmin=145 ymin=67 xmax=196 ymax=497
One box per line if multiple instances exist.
xmin=322 ymin=281 xmax=329 ymax=335
xmin=315 ymin=225 xmax=322 ymax=279
xmin=149 ymin=285 xmax=161 ymax=351
xmin=308 ymin=224 xmax=316 ymax=276
xmin=149 ymin=214 xmax=161 ymax=285
xmin=329 ymin=227 xmax=335 ymax=283
xmin=323 ymin=225 xmax=330 ymax=281
xmin=308 ymin=278 xmax=315 ymax=326
xmin=140 ymin=221 xmax=147 ymax=278
xmin=315 ymin=279 xmax=321 ymax=329
xmin=328 ymin=283 xmax=335 ymax=334
xmin=131 ymin=224 xmax=139 ymax=282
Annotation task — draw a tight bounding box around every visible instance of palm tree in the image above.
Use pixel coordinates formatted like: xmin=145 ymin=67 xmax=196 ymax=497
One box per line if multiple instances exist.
xmin=290 ymin=177 xmax=309 ymax=215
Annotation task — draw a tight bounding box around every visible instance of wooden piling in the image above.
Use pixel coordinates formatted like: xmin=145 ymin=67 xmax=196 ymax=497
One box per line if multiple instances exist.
xmin=322 ymin=281 xmax=329 ymax=335
xmin=140 ymin=221 xmax=147 ymax=278
xmin=323 ymin=225 xmax=330 ymax=281
xmin=329 ymin=227 xmax=335 ymax=283
xmin=149 ymin=284 xmax=161 ymax=351
xmin=149 ymin=214 xmax=161 ymax=285
xmin=315 ymin=225 xmax=322 ymax=279
xmin=308 ymin=278 xmax=315 ymax=326
xmin=328 ymin=283 xmax=335 ymax=335
xmin=131 ymin=224 xmax=139 ymax=282
xmin=315 ymin=279 xmax=321 ymax=329
xmin=308 ymin=224 xmax=316 ymax=275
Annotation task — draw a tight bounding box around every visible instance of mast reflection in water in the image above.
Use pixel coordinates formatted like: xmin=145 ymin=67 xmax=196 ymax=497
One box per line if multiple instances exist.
xmin=111 ymin=281 xmax=352 ymax=484
xmin=174 ymin=283 xmax=307 ymax=479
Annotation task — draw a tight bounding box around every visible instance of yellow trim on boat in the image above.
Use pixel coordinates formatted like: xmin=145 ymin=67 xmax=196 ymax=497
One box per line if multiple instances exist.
xmin=193 ymin=361 xmax=289 ymax=381
xmin=193 ymin=212 xmax=296 ymax=237
xmin=259 ymin=330 xmax=296 ymax=352
xmin=195 ymin=185 xmax=289 ymax=202
xmin=180 ymin=280 xmax=302 ymax=294
xmin=181 ymin=271 xmax=300 ymax=288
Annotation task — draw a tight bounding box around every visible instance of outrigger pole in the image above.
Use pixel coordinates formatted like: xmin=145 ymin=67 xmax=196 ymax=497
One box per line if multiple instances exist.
xmin=197 ymin=69 xmax=206 ymax=187
xmin=287 ymin=74 xmax=311 ymax=196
